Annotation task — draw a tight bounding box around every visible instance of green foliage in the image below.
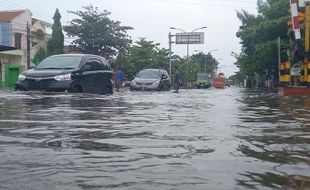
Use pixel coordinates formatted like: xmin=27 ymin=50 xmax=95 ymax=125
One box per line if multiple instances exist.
xmin=117 ymin=38 xmax=205 ymax=83
xmin=64 ymin=4 xmax=133 ymax=56
xmin=191 ymin=52 xmax=219 ymax=74
xmin=234 ymin=0 xmax=290 ymax=81
xmin=47 ymin=8 xmax=64 ymax=56
xmin=116 ymin=38 xmax=169 ymax=76
xmin=176 ymin=58 xmax=199 ymax=82
xmin=32 ymin=47 xmax=47 ymax=65
xmin=117 ymin=37 xmax=220 ymax=83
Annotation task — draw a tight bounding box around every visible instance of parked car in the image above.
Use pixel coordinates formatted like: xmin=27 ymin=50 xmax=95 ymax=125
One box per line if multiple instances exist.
xmin=15 ymin=54 xmax=113 ymax=94
xmin=130 ymin=69 xmax=170 ymax=91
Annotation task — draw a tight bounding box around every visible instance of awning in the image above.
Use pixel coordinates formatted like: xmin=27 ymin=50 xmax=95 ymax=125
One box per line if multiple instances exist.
xmin=0 ymin=45 xmax=17 ymax=52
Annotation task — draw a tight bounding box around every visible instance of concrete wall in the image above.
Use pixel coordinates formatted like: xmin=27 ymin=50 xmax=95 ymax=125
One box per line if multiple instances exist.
xmin=11 ymin=10 xmax=32 ymax=50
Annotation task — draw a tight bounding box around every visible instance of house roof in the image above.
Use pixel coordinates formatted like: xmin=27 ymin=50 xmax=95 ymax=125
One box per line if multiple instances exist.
xmin=0 ymin=10 xmax=25 ymax=22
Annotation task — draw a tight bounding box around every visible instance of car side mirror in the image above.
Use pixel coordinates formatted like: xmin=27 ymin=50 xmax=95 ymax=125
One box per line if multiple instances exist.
xmin=162 ymin=75 xmax=168 ymax=79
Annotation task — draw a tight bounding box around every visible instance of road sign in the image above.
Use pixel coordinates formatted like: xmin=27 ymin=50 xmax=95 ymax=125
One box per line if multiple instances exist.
xmin=291 ymin=64 xmax=301 ymax=76
xmin=175 ymin=32 xmax=204 ymax=44
xmin=290 ymin=0 xmax=301 ymax=39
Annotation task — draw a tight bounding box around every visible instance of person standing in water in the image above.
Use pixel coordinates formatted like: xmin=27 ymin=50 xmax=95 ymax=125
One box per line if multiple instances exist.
xmin=174 ymin=65 xmax=180 ymax=93
xmin=115 ymin=67 xmax=124 ymax=92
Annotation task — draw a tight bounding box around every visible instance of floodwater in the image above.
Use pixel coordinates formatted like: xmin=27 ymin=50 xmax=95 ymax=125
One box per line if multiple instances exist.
xmin=0 ymin=87 xmax=309 ymax=190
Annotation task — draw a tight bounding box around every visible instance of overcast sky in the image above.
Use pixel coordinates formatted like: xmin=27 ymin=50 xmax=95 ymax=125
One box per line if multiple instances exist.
xmin=1 ymin=0 xmax=258 ymax=76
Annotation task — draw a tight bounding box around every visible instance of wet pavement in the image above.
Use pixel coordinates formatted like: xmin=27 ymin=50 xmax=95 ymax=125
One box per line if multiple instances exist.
xmin=0 ymin=87 xmax=309 ymax=190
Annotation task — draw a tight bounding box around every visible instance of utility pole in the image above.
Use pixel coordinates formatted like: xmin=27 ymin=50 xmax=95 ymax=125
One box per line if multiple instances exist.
xmin=26 ymin=22 xmax=30 ymax=69
xmin=168 ymin=32 xmax=173 ymax=85
xmin=278 ymin=37 xmax=281 ymax=82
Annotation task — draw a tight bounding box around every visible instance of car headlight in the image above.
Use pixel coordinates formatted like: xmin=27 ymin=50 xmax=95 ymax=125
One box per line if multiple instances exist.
xmin=18 ymin=74 xmax=26 ymax=81
xmin=54 ymin=73 xmax=71 ymax=81
xmin=152 ymin=80 xmax=160 ymax=86
xmin=131 ymin=80 xmax=137 ymax=86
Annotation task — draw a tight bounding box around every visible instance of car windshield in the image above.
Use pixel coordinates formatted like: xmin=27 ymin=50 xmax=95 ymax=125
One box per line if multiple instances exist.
xmin=137 ymin=70 xmax=160 ymax=79
xmin=197 ymin=74 xmax=210 ymax=80
xmin=36 ymin=56 xmax=82 ymax=69
xmin=214 ymin=78 xmax=225 ymax=82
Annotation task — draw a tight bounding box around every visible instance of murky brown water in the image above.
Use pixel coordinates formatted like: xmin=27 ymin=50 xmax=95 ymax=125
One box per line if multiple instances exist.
xmin=0 ymin=87 xmax=309 ymax=190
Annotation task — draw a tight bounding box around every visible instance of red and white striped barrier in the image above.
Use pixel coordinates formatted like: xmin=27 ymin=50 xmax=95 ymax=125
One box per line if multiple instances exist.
xmin=290 ymin=0 xmax=301 ymax=39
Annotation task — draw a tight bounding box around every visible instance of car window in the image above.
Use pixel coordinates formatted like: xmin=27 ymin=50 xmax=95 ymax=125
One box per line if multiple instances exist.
xmin=101 ymin=58 xmax=111 ymax=70
xmin=137 ymin=70 xmax=161 ymax=78
xmin=36 ymin=56 xmax=83 ymax=69
xmin=92 ymin=58 xmax=104 ymax=70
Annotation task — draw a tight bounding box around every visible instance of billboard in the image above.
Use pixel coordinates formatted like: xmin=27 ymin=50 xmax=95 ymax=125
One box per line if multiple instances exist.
xmin=175 ymin=32 xmax=204 ymax=44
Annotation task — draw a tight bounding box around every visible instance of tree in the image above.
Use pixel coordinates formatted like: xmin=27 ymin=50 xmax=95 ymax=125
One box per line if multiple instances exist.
xmin=47 ymin=8 xmax=64 ymax=55
xmin=117 ymin=38 xmax=169 ymax=77
xmin=234 ymin=0 xmax=290 ymax=86
xmin=32 ymin=47 xmax=47 ymax=65
xmin=191 ymin=52 xmax=219 ymax=74
xmin=64 ymin=5 xmax=133 ymax=56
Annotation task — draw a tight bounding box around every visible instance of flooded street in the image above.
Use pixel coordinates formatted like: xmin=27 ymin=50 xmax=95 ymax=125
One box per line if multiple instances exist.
xmin=0 ymin=87 xmax=309 ymax=190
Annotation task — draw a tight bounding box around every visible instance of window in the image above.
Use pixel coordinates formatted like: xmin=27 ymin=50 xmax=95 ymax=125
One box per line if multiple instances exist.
xmin=101 ymin=58 xmax=111 ymax=70
xmin=92 ymin=59 xmax=104 ymax=70
xmin=36 ymin=56 xmax=83 ymax=69
xmin=14 ymin=33 xmax=22 ymax=49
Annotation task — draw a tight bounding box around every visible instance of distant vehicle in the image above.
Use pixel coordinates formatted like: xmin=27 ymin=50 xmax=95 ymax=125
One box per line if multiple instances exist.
xmin=225 ymin=80 xmax=231 ymax=87
xmin=15 ymin=54 xmax=113 ymax=94
xmin=196 ymin=73 xmax=212 ymax=89
xmin=212 ymin=74 xmax=225 ymax=88
xmin=130 ymin=69 xmax=170 ymax=91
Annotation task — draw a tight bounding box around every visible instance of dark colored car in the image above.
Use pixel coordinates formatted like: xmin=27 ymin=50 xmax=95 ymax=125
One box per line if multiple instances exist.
xmin=16 ymin=54 xmax=113 ymax=94
xmin=130 ymin=69 xmax=170 ymax=91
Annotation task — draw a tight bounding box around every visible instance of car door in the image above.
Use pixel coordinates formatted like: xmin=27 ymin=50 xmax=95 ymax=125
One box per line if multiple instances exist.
xmin=80 ymin=58 xmax=97 ymax=93
xmin=92 ymin=58 xmax=106 ymax=94
xmin=100 ymin=58 xmax=113 ymax=92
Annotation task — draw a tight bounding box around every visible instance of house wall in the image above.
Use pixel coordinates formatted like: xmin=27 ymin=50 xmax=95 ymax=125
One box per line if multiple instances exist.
xmin=0 ymin=22 xmax=11 ymax=46
xmin=11 ymin=10 xmax=32 ymax=50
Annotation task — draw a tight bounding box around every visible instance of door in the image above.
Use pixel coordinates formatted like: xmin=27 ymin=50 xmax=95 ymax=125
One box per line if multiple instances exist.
xmin=80 ymin=58 xmax=97 ymax=93
xmin=92 ymin=58 xmax=105 ymax=93
xmin=5 ymin=64 xmax=21 ymax=88
xmin=93 ymin=58 xmax=112 ymax=94
xmin=0 ymin=62 xmax=2 ymax=87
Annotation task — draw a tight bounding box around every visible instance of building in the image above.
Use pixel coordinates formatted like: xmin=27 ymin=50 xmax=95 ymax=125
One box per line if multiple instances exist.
xmin=0 ymin=10 xmax=51 ymax=88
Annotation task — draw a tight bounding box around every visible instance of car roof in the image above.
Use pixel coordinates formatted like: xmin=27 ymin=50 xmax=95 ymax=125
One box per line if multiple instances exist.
xmin=48 ymin=54 xmax=105 ymax=59
xmin=141 ymin=68 xmax=166 ymax=72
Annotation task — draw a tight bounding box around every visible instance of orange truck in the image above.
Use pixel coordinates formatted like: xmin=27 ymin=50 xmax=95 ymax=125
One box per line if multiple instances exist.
xmin=212 ymin=74 xmax=225 ymax=88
